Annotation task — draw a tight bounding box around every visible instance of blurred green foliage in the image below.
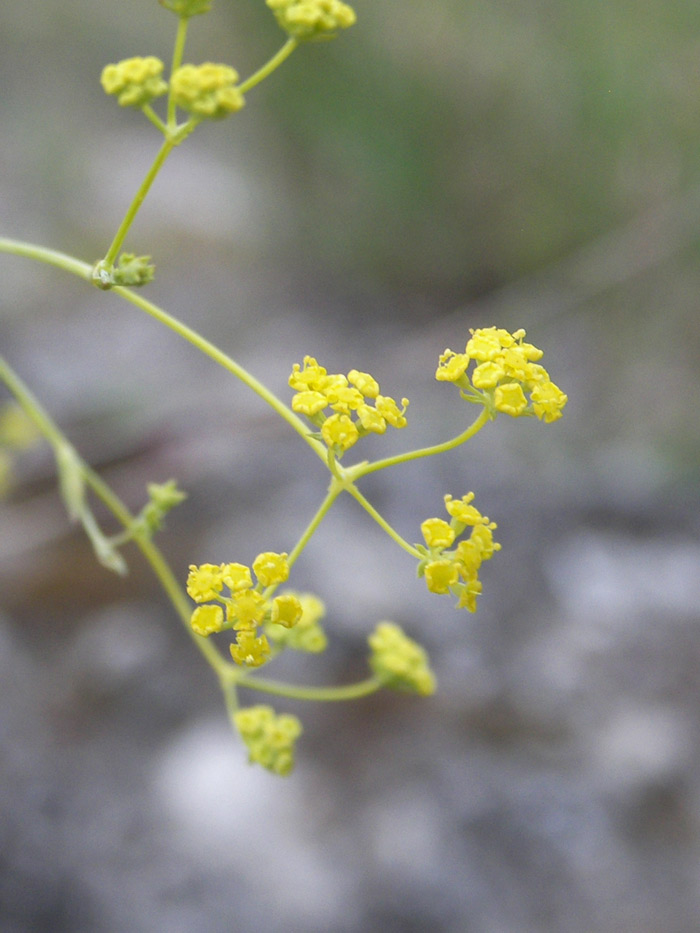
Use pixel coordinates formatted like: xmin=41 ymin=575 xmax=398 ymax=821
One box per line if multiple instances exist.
xmin=250 ymin=0 xmax=700 ymax=294
xmin=4 ymin=0 xmax=700 ymax=299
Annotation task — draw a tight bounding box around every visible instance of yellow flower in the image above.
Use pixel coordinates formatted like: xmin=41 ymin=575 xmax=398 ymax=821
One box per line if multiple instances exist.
xmin=531 ymin=381 xmax=568 ymax=423
xmin=190 ymin=604 xmax=224 ymax=636
xmin=101 ymin=56 xmax=168 ymax=108
xmin=326 ymin=384 xmax=364 ymax=413
xmin=417 ymin=491 xmax=500 ymax=612
xmin=443 ymin=492 xmax=486 ymax=526
xmin=234 ymin=705 xmax=302 ymax=776
xmin=230 ymin=631 xmax=271 ymax=667
xmin=454 ymin=539 xmax=483 ymax=576
xmin=375 ymin=395 xmax=408 ymax=429
xmin=494 ymin=382 xmax=528 ymax=417
xmin=221 ymin=562 xmax=253 ymax=592
xmin=252 ymin=551 xmax=290 ymax=587
xmin=465 ymin=327 xmax=514 ymax=361
xmin=289 ymin=356 xmax=330 ymax=393
xmin=227 ymin=589 xmax=267 ymax=630
xmin=186 ymin=563 xmax=224 ymax=602
xmin=471 ymin=361 xmax=504 ymax=389
xmin=368 ymin=622 xmax=436 ymax=696
xmin=356 ymin=404 xmax=386 ymax=434
xmin=456 ymin=577 xmax=483 ymax=613
xmin=266 ymin=592 xmax=328 ymax=652
xmin=437 ymin=327 xmax=566 ymax=424
xmin=348 ymin=369 xmax=379 ymax=398
xmin=499 ymin=346 xmax=534 ymax=382
xmin=421 ymin=518 xmax=456 ymax=549
xmin=171 ymin=63 xmax=244 ymax=119
xmin=424 ymin=559 xmax=459 ymax=594
xmin=270 ymin=593 xmax=303 ymax=628
xmin=290 ymin=358 xmax=407 ymax=447
xmin=321 ymin=412 xmax=359 ymax=451
xmin=435 ymin=349 xmax=470 ymax=383
xmin=469 ymin=523 xmax=501 ymax=560
xmin=266 ymin=0 xmax=356 ymax=41
xmin=291 ymin=390 xmax=327 ymax=417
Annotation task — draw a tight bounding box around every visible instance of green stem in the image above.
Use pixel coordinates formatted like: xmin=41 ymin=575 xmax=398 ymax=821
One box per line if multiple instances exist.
xmin=344 ymin=483 xmax=419 ymax=557
xmin=0 ymin=354 xmax=226 ymax=676
xmin=285 ymin=484 xmax=341 ymax=570
xmin=0 ymin=353 xmax=381 ymax=712
xmin=349 ymin=408 xmax=491 ymax=480
xmin=238 ymin=38 xmax=299 ymax=95
xmin=0 ymin=238 xmax=92 ymax=280
xmin=0 ymin=238 xmax=327 ymax=464
xmin=110 ymin=283 xmax=327 ymax=462
xmin=222 ymin=677 xmax=241 ymax=724
xmin=168 ymin=16 xmax=189 ymax=128
xmin=100 ymin=138 xmax=176 ymax=269
xmin=233 ymin=672 xmax=382 ymax=702
xmin=142 ymin=103 xmax=167 ymax=135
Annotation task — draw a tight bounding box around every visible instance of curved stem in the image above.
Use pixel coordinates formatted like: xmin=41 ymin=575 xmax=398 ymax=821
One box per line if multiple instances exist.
xmin=343 ymin=483 xmax=420 ymax=557
xmin=0 ymin=238 xmax=328 ymax=464
xmin=110 ymin=284 xmax=327 ymax=462
xmin=0 ymin=238 xmax=92 ymax=280
xmin=239 ymin=38 xmax=299 ymax=94
xmin=0 ymin=353 xmax=381 ymax=714
xmin=350 ymin=407 xmax=491 ymax=480
xmin=233 ymin=672 xmax=382 ymax=702
xmin=0 ymin=354 xmax=226 ymax=676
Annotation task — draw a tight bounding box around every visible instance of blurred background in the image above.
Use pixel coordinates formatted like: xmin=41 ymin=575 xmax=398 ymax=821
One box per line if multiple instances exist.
xmin=2 ymin=1 xmax=700 ymax=930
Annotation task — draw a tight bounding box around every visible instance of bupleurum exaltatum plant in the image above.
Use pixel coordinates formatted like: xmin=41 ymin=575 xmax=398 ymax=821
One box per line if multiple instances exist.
xmin=0 ymin=2 xmax=567 ymax=777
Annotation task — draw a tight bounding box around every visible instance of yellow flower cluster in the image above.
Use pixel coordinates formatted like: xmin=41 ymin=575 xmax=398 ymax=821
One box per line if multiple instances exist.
xmin=368 ymin=622 xmax=436 ymax=696
xmin=100 ymin=57 xmax=168 ymax=108
xmin=289 ymin=356 xmax=408 ymax=454
xmin=170 ymin=63 xmax=245 ymax=119
xmin=435 ymin=327 xmax=568 ymax=423
xmin=266 ymin=0 xmax=356 ymax=41
xmin=159 ymin=0 xmax=213 ymax=16
xmin=234 ymin=705 xmax=302 ymax=776
xmin=265 ymin=592 xmax=328 ymax=653
xmin=187 ymin=552 xmax=300 ymax=667
xmin=417 ymin=492 xmax=500 ymax=612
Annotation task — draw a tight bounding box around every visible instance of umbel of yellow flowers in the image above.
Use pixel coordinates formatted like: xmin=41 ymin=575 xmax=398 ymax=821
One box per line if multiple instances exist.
xmin=187 ymin=553 xmax=296 ymax=668
xmin=180 ymin=328 xmax=566 ymax=774
xmin=436 ymin=327 xmax=568 ymax=423
xmin=417 ymin=492 xmax=501 ymax=613
xmin=234 ymin=705 xmax=302 ymax=777
xmin=266 ymin=0 xmax=357 ymax=40
xmin=100 ymin=57 xmax=168 ymax=108
xmin=289 ymin=357 xmax=408 ymax=455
